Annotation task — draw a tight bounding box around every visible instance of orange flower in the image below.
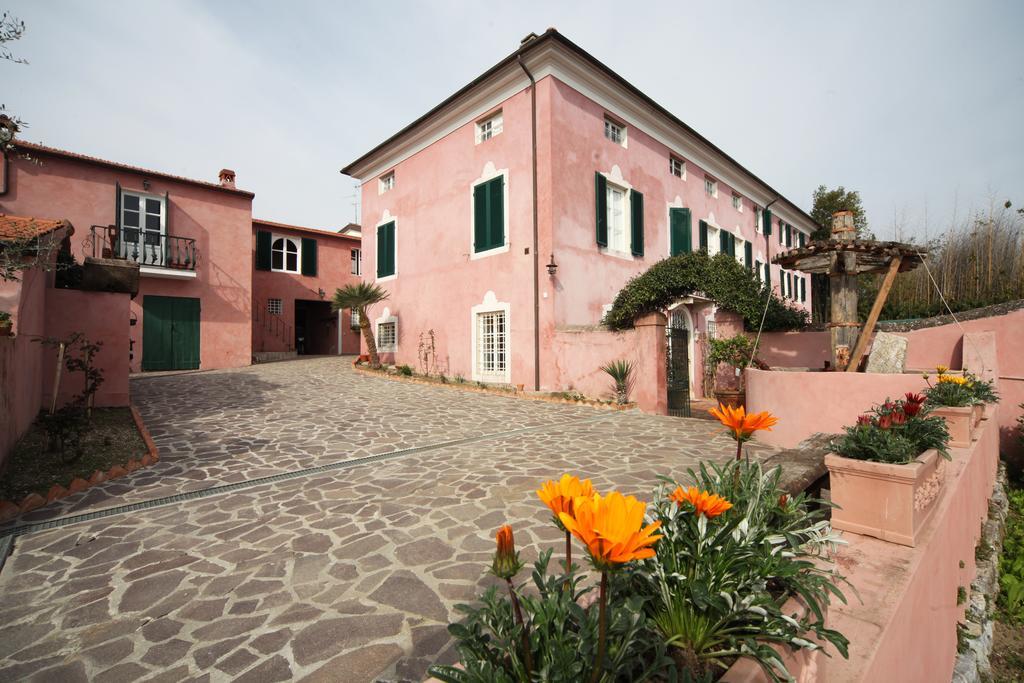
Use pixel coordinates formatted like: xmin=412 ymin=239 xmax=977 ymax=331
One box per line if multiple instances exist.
xmin=537 ymin=474 xmax=596 ymax=528
xmin=491 ymin=524 xmax=524 ymax=579
xmin=669 ymin=486 xmax=733 ymax=519
xmin=558 ymin=491 xmax=662 ymax=570
xmin=709 ymin=403 xmax=778 ymax=443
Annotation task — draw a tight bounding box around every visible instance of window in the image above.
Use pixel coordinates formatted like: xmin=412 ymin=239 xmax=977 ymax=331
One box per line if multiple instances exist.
xmin=595 ymin=172 xmax=643 ymax=256
xmin=754 ymin=260 xmax=762 ymax=280
xmin=669 ymin=156 xmax=685 ymax=178
xmin=800 ymin=277 xmax=807 ymax=302
xmin=473 ymin=175 xmax=506 ymax=254
xmin=376 ymin=221 xmax=396 ymax=278
xmin=604 ymin=117 xmax=626 ymax=146
xmin=706 ymin=319 xmax=718 ymax=340
xmin=707 ymin=224 xmax=720 ymax=255
xmin=704 ymin=177 xmax=718 ymax=197
xmin=350 ymin=309 xmax=360 ymax=329
xmin=606 ymin=185 xmax=628 ymax=252
xmin=267 ymin=298 xmax=283 ymax=315
xmin=476 ymin=310 xmax=508 ymax=380
xmin=351 ymin=248 xmax=361 ymax=275
xmin=754 ymin=206 xmax=762 ymax=232
xmin=378 ymin=171 xmax=395 ymax=194
xmin=732 ymin=194 xmax=742 ymax=211
xmin=119 ymin=190 xmax=166 ymax=265
xmin=271 ymin=236 xmax=300 ymax=273
xmin=377 ymin=321 xmax=397 ymax=351
xmin=785 ymin=224 xmax=793 ymax=247
xmin=798 ymin=232 xmax=806 ymax=248
xmin=476 ymin=111 xmax=503 ymax=143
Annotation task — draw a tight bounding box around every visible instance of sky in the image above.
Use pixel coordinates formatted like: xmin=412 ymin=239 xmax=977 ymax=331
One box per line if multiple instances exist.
xmin=5 ymin=1 xmax=1023 ymax=239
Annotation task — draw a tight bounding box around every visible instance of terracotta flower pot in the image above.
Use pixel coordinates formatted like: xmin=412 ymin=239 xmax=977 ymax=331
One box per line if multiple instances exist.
xmin=930 ymin=405 xmax=974 ymax=448
xmin=713 ymin=389 xmax=745 ymax=409
xmin=826 ymin=449 xmax=945 ymax=547
xmin=972 ymin=404 xmax=983 ymax=427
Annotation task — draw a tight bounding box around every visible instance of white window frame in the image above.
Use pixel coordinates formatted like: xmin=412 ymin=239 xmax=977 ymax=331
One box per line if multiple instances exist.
xmin=350 ymin=308 xmax=360 ymax=330
xmin=351 ymin=248 xmax=361 ymax=276
xmin=375 ymin=307 xmax=398 ymax=353
xmin=469 ymin=163 xmax=510 ymax=260
xmin=378 ymin=171 xmax=395 ymax=195
xmin=669 ymin=155 xmax=686 ymax=179
xmin=375 ymin=212 xmax=398 ymax=283
xmin=732 ymin=194 xmax=743 ymax=212
xmin=704 ymin=177 xmax=718 ymax=198
xmin=475 ymin=110 xmax=503 ymax=144
xmin=604 ymin=116 xmax=627 ymax=147
xmin=735 ymin=237 xmax=746 ymax=266
xmin=470 ymin=291 xmax=511 ymax=383
xmin=267 ymin=298 xmax=283 ymax=315
xmin=607 ymin=183 xmax=629 ymax=253
xmin=598 ymin=166 xmax=636 ymax=260
xmin=754 ymin=206 xmax=762 ymax=233
xmin=707 ymin=223 xmax=720 ymax=256
xmin=119 ymin=190 xmax=167 ymax=265
xmin=271 ymin=235 xmax=300 ymax=273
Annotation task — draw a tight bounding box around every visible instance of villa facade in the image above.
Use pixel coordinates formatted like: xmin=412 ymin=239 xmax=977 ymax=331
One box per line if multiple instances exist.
xmin=342 ymin=29 xmax=816 ymax=400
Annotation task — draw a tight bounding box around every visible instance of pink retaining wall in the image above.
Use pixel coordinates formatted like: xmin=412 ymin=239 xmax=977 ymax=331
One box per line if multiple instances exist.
xmin=756 ymin=330 xmax=830 ymax=369
xmin=745 ymin=369 xmax=930 ymax=448
xmin=41 ymin=288 xmax=130 ymax=409
xmin=829 ymin=413 xmax=999 ymax=682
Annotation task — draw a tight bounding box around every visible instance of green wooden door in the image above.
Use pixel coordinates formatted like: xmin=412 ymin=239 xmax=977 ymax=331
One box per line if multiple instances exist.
xmin=142 ymin=295 xmax=200 ymax=371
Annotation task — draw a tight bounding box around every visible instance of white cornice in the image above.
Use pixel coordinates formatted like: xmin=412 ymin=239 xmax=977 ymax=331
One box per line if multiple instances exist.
xmin=345 ymin=41 xmax=818 ymax=236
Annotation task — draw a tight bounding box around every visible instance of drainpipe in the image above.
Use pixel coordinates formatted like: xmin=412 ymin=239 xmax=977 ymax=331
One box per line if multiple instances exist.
xmin=518 ymin=53 xmax=541 ymax=391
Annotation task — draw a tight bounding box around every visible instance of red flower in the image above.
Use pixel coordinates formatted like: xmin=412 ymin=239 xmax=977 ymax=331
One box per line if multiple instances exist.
xmin=856 ymin=414 xmax=873 ymax=426
xmin=891 ymin=410 xmax=907 ymax=426
xmin=903 ymin=393 xmax=926 ymax=417
xmin=778 ymin=494 xmax=789 ymax=509
xmin=878 ymin=414 xmax=893 ymax=430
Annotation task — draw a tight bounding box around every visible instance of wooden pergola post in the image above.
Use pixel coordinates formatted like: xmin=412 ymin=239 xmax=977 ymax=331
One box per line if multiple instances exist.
xmin=845 ymin=255 xmax=903 ymax=372
xmin=829 ymin=211 xmax=859 ymax=370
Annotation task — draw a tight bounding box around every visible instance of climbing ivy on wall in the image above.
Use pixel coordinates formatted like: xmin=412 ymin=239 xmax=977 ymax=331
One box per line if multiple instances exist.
xmin=604 ymin=252 xmax=808 ymax=332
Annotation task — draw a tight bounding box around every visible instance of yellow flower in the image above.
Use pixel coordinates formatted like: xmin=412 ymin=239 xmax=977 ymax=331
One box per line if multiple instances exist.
xmin=558 ymin=492 xmax=662 ymax=570
xmin=935 ymin=365 xmax=949 ymax=375
xmin=937 ymin=374 xmax=970 ymax=386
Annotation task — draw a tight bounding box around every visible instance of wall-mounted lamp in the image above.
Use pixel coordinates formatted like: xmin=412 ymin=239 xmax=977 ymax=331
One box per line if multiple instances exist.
xmin=317 ymin=288 xmax=326 ymax=300
xmin=142 ymin=178 xmax=151 ymax=190
xmin=546 ymin=254 xmax=558 ymax=277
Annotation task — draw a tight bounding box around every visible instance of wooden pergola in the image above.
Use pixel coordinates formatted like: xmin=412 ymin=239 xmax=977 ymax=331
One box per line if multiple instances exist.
xmin=773 ymin=211 xmax=927 ymax=372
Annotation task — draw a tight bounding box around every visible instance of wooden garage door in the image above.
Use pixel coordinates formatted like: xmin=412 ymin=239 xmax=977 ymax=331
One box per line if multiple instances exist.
xmin=142 ymin=295 xmax=200 ymax=371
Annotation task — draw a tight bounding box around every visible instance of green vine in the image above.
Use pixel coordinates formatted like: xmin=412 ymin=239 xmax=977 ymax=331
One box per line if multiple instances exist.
xmin=604 ymin=252 xmax=808 ymax=332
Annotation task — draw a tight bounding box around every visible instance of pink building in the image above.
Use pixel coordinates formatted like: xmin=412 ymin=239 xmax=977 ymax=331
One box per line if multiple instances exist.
xmin=2 ymin=141 xmax=254 ymax=373
xmin=342 ymin=30 xmax=816 ymax=403
xmin=252 ymin=219 xmax=362 ymax=359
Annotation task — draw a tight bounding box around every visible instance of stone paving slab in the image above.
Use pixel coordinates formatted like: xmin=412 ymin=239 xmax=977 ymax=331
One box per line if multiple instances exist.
xmin=0 ymin=357 xmax=774 ymax=682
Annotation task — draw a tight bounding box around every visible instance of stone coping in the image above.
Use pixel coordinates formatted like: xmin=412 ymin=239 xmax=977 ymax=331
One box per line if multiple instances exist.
xmin=0 ymin=404 xmax=160 ymax=523
xmin=351 ymin=360 xmax=635 ymax=411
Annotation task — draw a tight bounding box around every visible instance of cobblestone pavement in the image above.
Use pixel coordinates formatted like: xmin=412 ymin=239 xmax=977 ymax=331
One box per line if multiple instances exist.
xmin=0 ymin=357 xmax=773 ymax=682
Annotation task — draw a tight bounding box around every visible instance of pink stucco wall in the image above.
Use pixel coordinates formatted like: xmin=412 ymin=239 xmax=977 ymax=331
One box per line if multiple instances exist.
xmin=251 ymin=222 xmax=361 ymax=356
xmin=757 ymin=330 xmax=830 ymax=369
xmin=41 ymin=288 xmax=130 ymax=409
xmin=1 ymin=148 xmax=253 ymax=372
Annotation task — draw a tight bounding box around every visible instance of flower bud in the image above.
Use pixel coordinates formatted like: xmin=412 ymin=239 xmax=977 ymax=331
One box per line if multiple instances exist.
xmin=491 ymin=524 xmax=524 ymax=580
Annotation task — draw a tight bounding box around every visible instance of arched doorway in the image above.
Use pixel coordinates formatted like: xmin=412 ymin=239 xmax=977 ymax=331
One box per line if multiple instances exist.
xmin=666 ymin=306 xmax=693 ymax=417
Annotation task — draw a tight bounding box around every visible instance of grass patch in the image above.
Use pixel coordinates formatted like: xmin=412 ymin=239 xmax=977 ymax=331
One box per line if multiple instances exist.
xmin=0 ymin=408 xmax=146 ymax=502
xmin=992 ymin=471 xmax=1024 ymax=681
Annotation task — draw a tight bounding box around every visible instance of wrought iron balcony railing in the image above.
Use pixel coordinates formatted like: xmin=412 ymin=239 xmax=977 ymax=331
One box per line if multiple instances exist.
xmin=90 ymin=225 xmax=198 ymax=270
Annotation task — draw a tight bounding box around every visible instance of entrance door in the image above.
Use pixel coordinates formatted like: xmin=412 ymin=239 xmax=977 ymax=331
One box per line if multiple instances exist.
xmin=666 ymin=311 xmax=691 ymax=417
xmin=142 ymin=295 xmax=200 ymax=371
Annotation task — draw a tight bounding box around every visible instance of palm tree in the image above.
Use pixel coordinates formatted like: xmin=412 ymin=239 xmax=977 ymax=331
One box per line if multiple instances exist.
xmin=331 ymin=282 xmax=389 ymax=368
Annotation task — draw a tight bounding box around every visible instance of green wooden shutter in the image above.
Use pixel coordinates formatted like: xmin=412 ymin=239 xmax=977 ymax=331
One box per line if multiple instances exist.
xmin=172 ymin=297 xmax=201 ymax=370
xmin=763 ymin=209 xmax=772 ymax=236
xmin=754 ymin=260 xmax=762 ymax=280
xmin=779 ymin=221 xmax=784 ymax=244
xmin=800 ymin=277 xmax=807 ymax=302
xmin=255 ymin=230 xmax=272 ymax=271
xmin=386 ymin=223 xmax=396 ymax=276
xmin=629 ymin=189 xmax=644 ymax=256
xmin=799 ymin=232 xmax=806 ymax=248
xmin=301 ymin=237 xmax=318 ymax=276
xmin=787 ymin=225 xmax=793 ymax=247
xmin=473 ymin=182 xmax=488 ymax=252
xmin=488 ymin=176 xmax=504 ymax=250
xmin=729 ymin=233 xmax=737 ymax=257
xmin=719 ymin=229 xmax=728 ymax=254
xmin=698 ymin=220 xmax=708 ymax=252
xmin=744 ymin=241 xmax=753 ymax=270
xmin=670 ymin=208 xmax=692 ymax=255
xmin=377 ymin=222 xmax=396 ymax=278
xmin=595 ymin=172 xmax=607 ymax=247
xmin=764 ymin=262 xmax=771 ymax=286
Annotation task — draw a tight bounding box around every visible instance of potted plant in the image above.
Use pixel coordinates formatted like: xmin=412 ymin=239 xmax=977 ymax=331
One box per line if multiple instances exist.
xmin=0 ymin=311 xmax=11 ymax=336
xmin=825 ymin=394 xmax=951 ymax=546
xmin=706 ymin=333 xmax=757 ymax=408
xmin=923 ymin=367 xmax=976 ymax=447
xmin=963 ymin=368 xmax=999 ymax=423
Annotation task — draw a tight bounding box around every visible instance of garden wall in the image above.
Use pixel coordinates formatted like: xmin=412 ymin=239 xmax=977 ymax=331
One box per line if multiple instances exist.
xmin=41 ymin=288 xmax=131 ymax=409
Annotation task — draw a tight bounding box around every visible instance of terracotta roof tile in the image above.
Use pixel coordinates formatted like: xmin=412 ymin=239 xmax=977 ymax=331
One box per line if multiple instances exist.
xmin=0 ymin=214 xmax=72 ymax=241
xmin=252 ymin=218 xmax=361 ymax=241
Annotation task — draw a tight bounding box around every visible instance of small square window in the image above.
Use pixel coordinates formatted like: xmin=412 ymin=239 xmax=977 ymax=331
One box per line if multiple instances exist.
xmin=379 ymin=171 xmax=395 ymax=194
xmin=378 ymin=321 xmax=397 ymax=350
xmin=604 ymin=117 xmax=626 ymax=146
xmin=267 ymin=298 xmax=283 ymax=315
xmin=476 ymin=111 xmax=503 ymax=143
xmin=732 ymin=194 xmax=742 ymax=211
xmin=350 ymin=309 xmax=360 ymax=329
xmin=669 ymin=156 xmax=685 ymax=178
xmin=704 ymin=177 xmax=718 ymax=198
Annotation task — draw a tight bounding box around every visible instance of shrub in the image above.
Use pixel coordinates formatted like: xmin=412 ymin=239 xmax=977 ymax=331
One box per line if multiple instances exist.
xmin=397 ymin=364 xmax=414 ymax=376
xmin=831 ymin=394 xmax=950 ymax=463
xmin=1000 ymin=482 xmax=1024 ymax=623
xmin=603 ymin=252 xmax=807 ymax=332
xmin=706 ymin=334 xmax=758 ymax=391
xmin=964 ymin=370 xmax=1000 ymax=404
xmin=599 ymin=359 xmax=634 ymax=404
xmin=0 ymin=310 xmax=10 ymax=323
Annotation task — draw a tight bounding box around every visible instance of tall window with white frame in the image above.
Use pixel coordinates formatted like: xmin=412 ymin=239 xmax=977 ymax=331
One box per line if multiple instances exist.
xmin=350 ymin=248 xmax=361 ymax=276
xmin=120 ymin=191 xmax=166 ymax=265
xmin=271 ymin=236 xmax=300 ymax=273
xmin=476 ymin=310 xmax=508 ymax=382
xmin=754 ymin=206 xmax=762 ymax=233
xmin=607 ymin=183 xmax=627 ymax=252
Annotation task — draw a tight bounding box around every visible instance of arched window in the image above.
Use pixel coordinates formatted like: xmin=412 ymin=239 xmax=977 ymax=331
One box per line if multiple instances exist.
xmin=272 ymin=237 xmax=299 ymax=273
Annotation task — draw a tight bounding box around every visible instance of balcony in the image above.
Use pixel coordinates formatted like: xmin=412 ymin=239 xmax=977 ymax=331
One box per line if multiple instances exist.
xmin=91 ymin=225 xmax=198 ymax=279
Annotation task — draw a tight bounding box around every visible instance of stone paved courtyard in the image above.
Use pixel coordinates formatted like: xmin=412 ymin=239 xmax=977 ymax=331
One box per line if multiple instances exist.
xmin=0 ymin=357 xmax=772 ymax=682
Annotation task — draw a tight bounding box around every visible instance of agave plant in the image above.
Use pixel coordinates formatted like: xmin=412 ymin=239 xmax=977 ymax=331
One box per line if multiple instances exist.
xmin=330 ymin=282 xmax=388 ymax=368
xmin=600 ymin=359 xmax=634 ymax=405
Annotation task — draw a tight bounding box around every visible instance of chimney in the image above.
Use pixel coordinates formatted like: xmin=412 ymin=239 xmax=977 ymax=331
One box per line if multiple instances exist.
xmin=218 ymin=168 xmax=236 ymax=189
